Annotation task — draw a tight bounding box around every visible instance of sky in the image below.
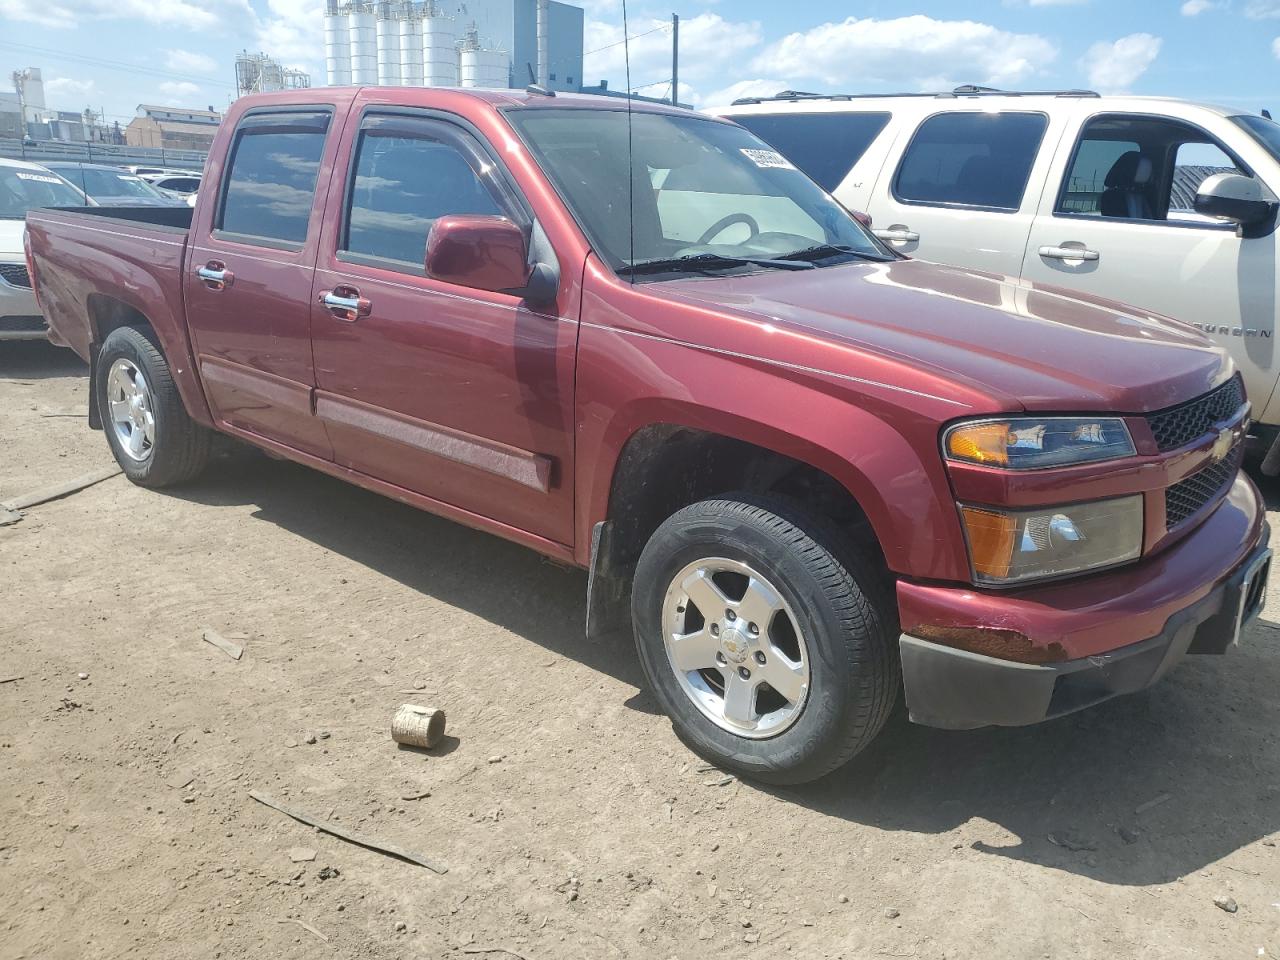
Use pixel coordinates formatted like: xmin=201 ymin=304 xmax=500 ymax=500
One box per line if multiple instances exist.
xmin=0 ymin=0 xmax=1277 ymax=128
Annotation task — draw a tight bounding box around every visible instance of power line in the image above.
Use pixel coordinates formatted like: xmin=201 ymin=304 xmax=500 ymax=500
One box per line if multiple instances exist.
xmin=582 ymin=22 xmax=671 ymax=59
xmin=0 ymin=41 xmax=235 ymax=89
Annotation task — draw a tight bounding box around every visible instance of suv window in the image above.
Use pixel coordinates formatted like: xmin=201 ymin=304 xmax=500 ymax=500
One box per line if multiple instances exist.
xmin=895 ymin=112 xmax=1047 ymax=211
xmin=1057 ymin=115 xmax=1247 ymax=224
xmin=731 ymin=112 xmax=891 ymax=192
xmin=342 ymin=119 xmax=505 ymax=269
xmin=217 ymin=111 xmax=330 ymax=245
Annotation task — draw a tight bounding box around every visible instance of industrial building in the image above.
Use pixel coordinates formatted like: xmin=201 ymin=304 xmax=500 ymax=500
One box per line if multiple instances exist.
xmin=323 ymin=1 xmax=584 ymax=93
xmin=235 ymin=52 xmax=312 ymax=98
xmin=125 ymin=105 xmax=222 ymax=152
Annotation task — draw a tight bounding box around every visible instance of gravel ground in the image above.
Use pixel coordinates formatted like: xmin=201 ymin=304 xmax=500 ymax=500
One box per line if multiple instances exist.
xmin=2 ymin=339 xmax=1279 ymax=960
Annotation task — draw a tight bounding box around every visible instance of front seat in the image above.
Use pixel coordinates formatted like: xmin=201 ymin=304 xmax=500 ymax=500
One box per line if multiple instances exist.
xmin=1100 ymin=151 xmax=1154 ymax=219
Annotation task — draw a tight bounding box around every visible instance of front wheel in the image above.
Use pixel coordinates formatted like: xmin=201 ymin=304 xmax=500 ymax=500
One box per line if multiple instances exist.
xmin=632 ymin=496 xmax=898 ymax=784
xmin=97 ymin=325 xmax=211 ymax=487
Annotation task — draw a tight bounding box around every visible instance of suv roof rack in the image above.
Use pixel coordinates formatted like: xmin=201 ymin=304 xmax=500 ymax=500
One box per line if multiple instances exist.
xmin=730 ymin=84 xmax=1100 ymax=106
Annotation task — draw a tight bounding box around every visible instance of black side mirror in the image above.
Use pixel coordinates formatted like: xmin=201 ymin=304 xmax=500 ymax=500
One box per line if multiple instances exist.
xmin=1194 ymin=173 xmax=1277 ymax=236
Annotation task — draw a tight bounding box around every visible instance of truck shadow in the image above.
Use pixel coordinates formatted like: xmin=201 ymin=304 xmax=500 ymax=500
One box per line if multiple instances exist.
xmin=170 ymin=447 xmax=1280 ymax=888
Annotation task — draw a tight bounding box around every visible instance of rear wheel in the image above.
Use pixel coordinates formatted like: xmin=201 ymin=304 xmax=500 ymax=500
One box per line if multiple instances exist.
xmin=632 ymin=496 xmax=897 ymax=784
xmin=97 ymin=326 xmax=210 ymax=487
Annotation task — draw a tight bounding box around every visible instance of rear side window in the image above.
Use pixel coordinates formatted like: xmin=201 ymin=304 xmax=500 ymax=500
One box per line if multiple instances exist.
xmin=217 ymin=110 xmax=331 ymax=246
xmin=732 ymin=111 xmax=891 ymax=192
xmin=341 ymin=117 xmax=506 ymax=269
xmin=895 ymin=112 xmax=1047 ymax=211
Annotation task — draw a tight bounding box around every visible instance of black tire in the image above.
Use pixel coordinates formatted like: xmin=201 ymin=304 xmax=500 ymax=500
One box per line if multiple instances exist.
xmin=96 ymin=325 xmax=211 ymax=488
xmin=631 ymin=495 xmax=898 ymax=785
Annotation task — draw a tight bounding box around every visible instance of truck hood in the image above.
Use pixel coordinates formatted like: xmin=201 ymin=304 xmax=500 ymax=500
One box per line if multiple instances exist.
xmin=0 ymin=219 xmax=25 ymax=257
xmin=655 ymin=258 xmax=1231 ymax=413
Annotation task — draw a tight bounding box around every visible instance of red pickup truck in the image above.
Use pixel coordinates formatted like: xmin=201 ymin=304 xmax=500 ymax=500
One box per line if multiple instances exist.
xmin=26 ymin=87 xmax=1270 ymax=784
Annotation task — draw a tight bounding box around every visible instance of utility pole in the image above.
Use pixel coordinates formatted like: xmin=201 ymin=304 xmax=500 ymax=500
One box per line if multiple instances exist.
xmin=671 ymin=13 xmax=679 ymax=107
xmin=12 ymin=69 xmax=29 ymax=134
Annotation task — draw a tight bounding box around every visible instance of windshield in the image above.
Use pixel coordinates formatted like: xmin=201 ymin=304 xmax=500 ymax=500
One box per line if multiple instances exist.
xmin=1233 ymin=113 xmax=1280 ymax=164
xmin=76 ymin=168 xmax=166 ymax=200
xmin=505 ymin=108 xmax=889 ymax=277
xmin=0 ymin=166 xmax=86 ymax=218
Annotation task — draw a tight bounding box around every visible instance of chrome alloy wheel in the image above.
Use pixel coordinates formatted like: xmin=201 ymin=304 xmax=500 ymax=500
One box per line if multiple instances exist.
xmin=661 ymin=557 xmax=811 ymax=738
xmin=106 ymin=358 xmax=156 ymax=462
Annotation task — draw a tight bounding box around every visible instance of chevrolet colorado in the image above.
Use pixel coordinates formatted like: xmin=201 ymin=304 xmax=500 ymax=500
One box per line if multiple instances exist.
xmin=25 ymin=87 xmax=1271 ymax=784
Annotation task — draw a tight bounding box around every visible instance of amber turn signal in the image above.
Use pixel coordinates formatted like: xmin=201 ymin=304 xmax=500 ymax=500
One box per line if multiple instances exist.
xmin=946 ymin=422 xmax=1011 ymax=466
xmin=958 ymin=505 xmax=1017 ymax=580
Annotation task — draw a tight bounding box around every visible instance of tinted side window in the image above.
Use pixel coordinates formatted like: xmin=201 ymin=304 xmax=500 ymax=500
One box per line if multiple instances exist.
xmin=732 ymin=112 xmax=891 ymax=192
xmin=1059 ymin=138 xmax=1139 ymax=213
xmin=895 ymin=112 xmax=1047 ymax=210
xmin=343 ymin=126 xmax=503 ymax=268
xmin=218 ymin=112 xmax=329 ymax=245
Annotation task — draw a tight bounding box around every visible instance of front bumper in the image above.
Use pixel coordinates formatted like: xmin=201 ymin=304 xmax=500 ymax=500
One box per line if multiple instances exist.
xmin=0 ymin=267 xmax=45 ymax=341
xmin=899 ymin=475 xmax=1270 ymax=730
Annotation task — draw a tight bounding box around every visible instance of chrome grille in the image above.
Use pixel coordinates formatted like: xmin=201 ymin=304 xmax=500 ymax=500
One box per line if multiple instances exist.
xmin=0 ymin=263 xmax=31 ymax=288
xmin=1165 ymin=443 xmax=1242 ymax=529
xmin=1146 ymin=376 xmax=1245 ymax=452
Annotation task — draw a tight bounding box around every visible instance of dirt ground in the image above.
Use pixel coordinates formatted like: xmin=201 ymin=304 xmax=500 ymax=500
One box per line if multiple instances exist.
xmin=2 ymin=339 xmax=1279 ymax=960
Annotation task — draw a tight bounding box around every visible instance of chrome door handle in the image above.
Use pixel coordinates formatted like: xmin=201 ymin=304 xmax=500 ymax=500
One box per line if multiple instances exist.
xmin=873 ymin=227 xmax=920 ymax=243
xmin=197 ymin=261 xmax=234 ymax=290
xmin=1039 ymin=244 xmax=1099 ymax=262
xmin=319 ymin=287 xmax=372 ymax=322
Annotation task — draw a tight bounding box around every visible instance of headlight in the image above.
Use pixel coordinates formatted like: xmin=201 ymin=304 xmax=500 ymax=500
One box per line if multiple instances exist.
xmin=958 ymin=495 xmax=1143 ymax=585
xmin=944 ymin=417 xmax=1135 ymax=469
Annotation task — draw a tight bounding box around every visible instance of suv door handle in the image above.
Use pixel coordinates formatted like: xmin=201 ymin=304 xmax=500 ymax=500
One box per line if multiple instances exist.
xmin=197 ymin=261 xmax=234 ymax=291
xmin=319 ymin=286 xmax=372 ymax=322
xmin=1039 ymin=243 xmax=1100 ymax=262
xmin=873 ymin=226 xmax=920 ymax=243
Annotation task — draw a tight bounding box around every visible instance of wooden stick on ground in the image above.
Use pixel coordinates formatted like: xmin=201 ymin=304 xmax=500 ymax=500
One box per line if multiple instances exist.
xmin=462 ymin=947 xmax=534 ymax=960
xmin=276 ymin=918 xmax=328 ymax=942
xmin=1 ymin=465 xmax=122 ymax=512
xmin=249 ymin=791 xmax=448 ymax=875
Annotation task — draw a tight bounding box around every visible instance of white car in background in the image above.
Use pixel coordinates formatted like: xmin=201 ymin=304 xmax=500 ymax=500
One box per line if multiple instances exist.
xmin=0 ymin=157 xmax=90 ymax=340
xmin=141 ymin=171 xmax=202 ymax=203
xmin=712 ymin=87 xmax=1280 ymax=467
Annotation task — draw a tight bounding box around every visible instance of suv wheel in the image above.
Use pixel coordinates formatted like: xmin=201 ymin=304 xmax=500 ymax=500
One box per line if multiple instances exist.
xmin=632 ymin=496 xmax=898 ymax=784
xmin=97 ymin=326 xmax=211 ymax=487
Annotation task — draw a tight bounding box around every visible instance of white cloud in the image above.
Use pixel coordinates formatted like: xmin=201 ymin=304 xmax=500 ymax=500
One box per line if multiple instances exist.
xmin=255 ymin=0 xmax=325 ymax=68
xmin=165 ymin=49 xmax=218 ymax=74
xmin=1181 ymin=0 xmax=1218 ymax=14
xmin=1273 ymin=35 xmax=1280 ymax=57
xmin=701 ymin=78 xmax=792 ymax=108
xmin=44 ymin=77 xmax=98 ymax=102
xmin=0 ymin=0 xmax=251 ymax=30
xmin=1246 ymin=1 xmax=1280 ymax=17
xmin=753 ymin=15 xmax=1056 ymax=90
xmin=158 ymin=80 xmax=203 ymax=104
xmin=1027 ymin=0 xmax=1088 ymax=5
xmin=1079 ymin=33 xmax=1162 ymax=92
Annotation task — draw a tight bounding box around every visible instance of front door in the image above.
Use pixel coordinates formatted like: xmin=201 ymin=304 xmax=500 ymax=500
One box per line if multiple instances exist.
xmin=184 ymin=106 xmax=343 ymax=459
xmin=310 ymin=110 xmax=578 ymax=546
xmin=1020 ymin=112 xmax=1279 ymax=413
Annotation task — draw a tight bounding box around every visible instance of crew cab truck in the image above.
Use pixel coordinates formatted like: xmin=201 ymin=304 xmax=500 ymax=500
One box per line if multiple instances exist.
xmin=26 ymin=88 xmax=1271 ymax=784
xmin=713 ymin=88 xmax=1280 ymax=469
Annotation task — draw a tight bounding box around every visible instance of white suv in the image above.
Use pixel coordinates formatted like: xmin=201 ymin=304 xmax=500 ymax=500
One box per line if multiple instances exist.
xmin=712 ymin=87 xmax=1280 ymax=468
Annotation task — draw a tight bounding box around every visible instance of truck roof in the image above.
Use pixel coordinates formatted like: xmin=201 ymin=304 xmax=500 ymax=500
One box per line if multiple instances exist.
xmin=235 ymin=85 xmax=709 ymax=119
xmin=0 ymin=156 xmax=58 ymax=172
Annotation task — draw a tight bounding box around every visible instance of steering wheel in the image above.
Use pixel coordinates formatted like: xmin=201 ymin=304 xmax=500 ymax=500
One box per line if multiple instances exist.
xmin=697 ymin=213 xmax=760 ymax=246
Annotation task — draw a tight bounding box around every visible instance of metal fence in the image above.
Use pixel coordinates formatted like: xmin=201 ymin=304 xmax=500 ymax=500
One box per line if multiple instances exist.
xmin=0 ymin=138 xmax=208 ymax=171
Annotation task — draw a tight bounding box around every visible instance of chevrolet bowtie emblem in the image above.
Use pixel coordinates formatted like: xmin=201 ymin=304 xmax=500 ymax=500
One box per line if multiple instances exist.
xmin=1211 ymin=426 xmax=1235 ymax=461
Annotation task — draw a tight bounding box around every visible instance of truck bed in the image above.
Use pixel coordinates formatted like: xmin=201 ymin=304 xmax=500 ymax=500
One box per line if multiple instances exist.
xmin=25 ymin=203 xmax=212 ymax=428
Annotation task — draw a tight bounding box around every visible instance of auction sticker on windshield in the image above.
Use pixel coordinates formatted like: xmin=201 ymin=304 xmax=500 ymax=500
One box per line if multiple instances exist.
xmin=16 ymin=172 xmax=63 ymax=184
xmin=740 ymin=148 xmax=796 ymax=170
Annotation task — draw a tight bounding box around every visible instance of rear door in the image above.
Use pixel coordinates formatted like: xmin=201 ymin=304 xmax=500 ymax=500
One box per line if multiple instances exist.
xmin=184 ymin=104 xmax=343 ymax=459
xmin=864 ymin=108 xmax=1062 ymax=277
xmin=309 ymin=108 xmax=578 ymax=545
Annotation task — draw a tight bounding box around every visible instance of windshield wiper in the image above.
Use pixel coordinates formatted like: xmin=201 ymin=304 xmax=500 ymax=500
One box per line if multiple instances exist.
xmin=777 ymin=243 xmax=892 ymax=264
xmin=622 ymin=253 xmax=816 ymax=277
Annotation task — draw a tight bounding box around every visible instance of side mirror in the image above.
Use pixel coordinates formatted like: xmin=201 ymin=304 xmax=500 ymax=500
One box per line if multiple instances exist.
xmin=1194 ymin=173 xmax=1277 ymax=233
xmin=425 ymin=215 xmax=558 ymax=304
